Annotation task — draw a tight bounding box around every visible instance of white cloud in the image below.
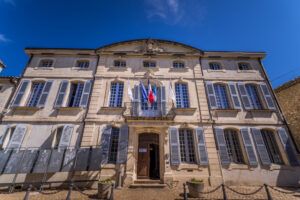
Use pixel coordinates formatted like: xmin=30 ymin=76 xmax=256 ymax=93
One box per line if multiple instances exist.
xmin=145 ymin=0 xmax=206 ymax=26
xmin=0 ymin=34 xmax=10 ymax=43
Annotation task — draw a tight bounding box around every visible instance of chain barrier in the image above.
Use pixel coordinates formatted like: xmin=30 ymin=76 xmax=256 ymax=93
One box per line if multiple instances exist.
xmin=31 ymin=185 xmax=62 ymax=195
xmin=198 ymin=184 xmax=222 ymax=194
xmin=225 ymin=185 xmax=264 ymax=196
xmin=267 ymin=185 xmax=298 ymax=194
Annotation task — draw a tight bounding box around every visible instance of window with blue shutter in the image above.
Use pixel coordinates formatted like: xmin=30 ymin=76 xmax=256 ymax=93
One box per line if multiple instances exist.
xmin=259 ymin=83 xmax=276 ymax=110
xmin=240 ymin=128 xmax=257 ymax=166
xmin=214 ymin=127 xmax=230 ymax=165
xmin=206 ymin=82 xmax=217 ymax=109
xmin=11 ymin=80 xmax=30 ymax=107
xmin=169 ymin=127 xmax=180 ymax=165
xmin=132 ymin=85 xmax=140 ymax=116
xmin=58 ymin=125 xmax=74 ymax=148
xmin=161 ymin=85 xmax=167 ymax=115
xmin=228 ymin=82 xmax=241 ymax=109
xmin=214 ymin=84 xmax=230 ymax=109
xmin=245 ymin=84 xmax=263 ymax=109
xmin=37 ymin=80 xmax=53 ymax=107
xmin=223 ymin=129 xmax=244 ymax=164
xmin=79 ymin=80 xmax=92 ymax=108
xmin=195 ymin=127 xmax=208 ymax=165
xmin=7 ymin=124 xmax=27 ymax=149
xmin=54 ymin=80 xmax=68 ymax=107
xmin=237 ymin=83 xmax=252 ymax=110
xmin=27 ymin=82 xmax=45 ymax=107
xmin=175 ymin=83 xmax=190 ymax=108
xmin=68 ymin=82 xmax=84 ymax=107
xmin=109 ymin=82 xmax=124 ymax=107
xmin=179 ymin=129 xmax=196 ymax=163
xmin=117 ymin=125 xmax=129 ymax=164
xmin=100 ymin=125 xmax=112 ymax=164
xmin=277 ymin=128 xmax=299 ymax=166
xmin=251 ymin=128 xmax=271 ymax=166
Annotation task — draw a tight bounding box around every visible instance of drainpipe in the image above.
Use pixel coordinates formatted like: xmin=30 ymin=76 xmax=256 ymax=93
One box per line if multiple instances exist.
xmin=258 ymin=58 xmax=299 ymax=153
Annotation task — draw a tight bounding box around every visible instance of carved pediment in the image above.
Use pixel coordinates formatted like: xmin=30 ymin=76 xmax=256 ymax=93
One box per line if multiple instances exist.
xmin=134 ymin=39 xmax=165 ymax=54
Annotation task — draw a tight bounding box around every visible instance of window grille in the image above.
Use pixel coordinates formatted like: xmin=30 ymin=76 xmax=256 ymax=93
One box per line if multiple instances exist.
xmin=261 ymin=129 xmax=283 ymax=164
xmin=109 ymin=82 xmax=124 ymax=107
xmin=39 ymin=59 xmax=53 ymax=68
xmin=179 ymin=129 xmax=196 ymax=163
xmin=27 ymin=82 xmax=45 ymax=107
xmin=214 ymin=84 xmax=230 ymax=109
xmin=175 ymin=83 xmax=190 ymax=108
xmin=246 ymin=84 xmax=262 ymax=109
xmin=224 ymin=129 xmax=244 ymax=164
xmin=114 ymin=60 xmax=126 ymax=67
xmin=173 ymin=61 xmax=185 ymax=68
xmin=68 ymin=83 xmax=84 ymax=107
xmin=143 ymin=61 xmax=156 ymax=68
xmin=209 ymin=63 xmax=221 ymax=70
xmin=108 ymin=127 xmax=119 ymax=163
xmin=76 ymin=60 xmax=89 ymax=69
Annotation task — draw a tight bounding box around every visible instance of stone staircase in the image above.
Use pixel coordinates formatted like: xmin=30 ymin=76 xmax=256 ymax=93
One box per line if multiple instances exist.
xmin=129 ymin=179 xmax=167 ymax=188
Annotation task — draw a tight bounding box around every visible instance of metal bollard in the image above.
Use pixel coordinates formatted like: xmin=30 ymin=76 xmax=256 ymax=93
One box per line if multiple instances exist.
xmin=221 ymin=184 xmax=228 ymax=200
xmin=264 ymin=184 xmax=273 ymax=200
xmin=23 ymin=184 xmax=32 ymax=200
xmin=109 ymin=183 xmax=114 ymax=200
xmin=66 ymin=183 xmax=73 ymax=200
xmin=183 ymin=183 xmax=188 ymax=200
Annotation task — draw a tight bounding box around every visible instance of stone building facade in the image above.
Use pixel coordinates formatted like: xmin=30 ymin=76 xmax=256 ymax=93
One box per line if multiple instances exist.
xmin=275 ymin=77 xmax=300 ymax=151
xmin=0 ymin=77 xmax=18 ymax=121
xmin=0 ymin=39 xmax=299 ymax=188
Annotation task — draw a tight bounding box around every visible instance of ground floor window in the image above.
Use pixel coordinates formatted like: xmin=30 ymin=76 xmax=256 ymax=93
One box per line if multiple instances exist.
xmin=108 ymin=127 xmax=120 ymax=163
xmin=224 ymin=129 xmax=244 ymax=164
xmin=261 ymin=129 xmax=283 ymax=164
xmin=179 ymin=129 xmax=196 ymax=163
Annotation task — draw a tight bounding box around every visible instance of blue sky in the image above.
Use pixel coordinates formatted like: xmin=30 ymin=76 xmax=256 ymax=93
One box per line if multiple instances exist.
xmin=0 ymin=0 xmax=299 ymax=88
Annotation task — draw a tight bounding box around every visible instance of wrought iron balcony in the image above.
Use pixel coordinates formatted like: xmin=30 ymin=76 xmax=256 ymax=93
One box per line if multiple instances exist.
xmin=123 ymin=102 xmax=176 ymax=120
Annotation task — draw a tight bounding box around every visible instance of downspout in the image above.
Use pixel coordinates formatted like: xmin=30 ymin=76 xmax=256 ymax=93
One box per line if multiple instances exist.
xmin=258 ymin=58 xmax=300 ymax=153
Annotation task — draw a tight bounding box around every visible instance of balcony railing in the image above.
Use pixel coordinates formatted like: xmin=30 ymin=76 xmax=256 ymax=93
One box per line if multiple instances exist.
xmin=123 ymin=102 xmax=176 ymax=120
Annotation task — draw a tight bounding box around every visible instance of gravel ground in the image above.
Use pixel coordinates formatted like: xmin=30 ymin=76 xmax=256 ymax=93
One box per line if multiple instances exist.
xmin=0 ymin=186 xmax=299 ymax=200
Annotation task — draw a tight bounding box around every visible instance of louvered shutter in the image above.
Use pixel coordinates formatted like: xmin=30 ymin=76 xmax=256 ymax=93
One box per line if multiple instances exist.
xmin=100 ymin=125 xmax=112 ymax=164
xmin=54 ymin=80 xmax=68 ymax=108
xmin=11 ymin=80 xmax=30 ymax=107
xmin=228 ymin=82 xmax=241 ymax=109
xmin=7 ymin=124 xmax=27 ymax=149
xmin=37 ymin=80 xmax=53 ymax=107
xmin=117 ymin=125 xmax=129 ymax=164
xmin=251 ymin=128 xmax=271 ymax=166
xmin=132 ymin=85 xmax=140 ymax=116
xmin=195 ymin=127 xmax=208 ymax=165
xmin=240 ymin=128 xmax=258 ymax=166
xmin=277 ymin=127 xmax=299 ymax=166
xmin=206 ymin=82 xmax=217 ymax=109
xmin=0 ymin=125 xmax=9 ymax=148
xmin=214 ymin=127 xmax=230 ymax=165
xmin=259 ymin=83 xmax=276 ymax=110
xmin=58 ymin=125 xmax=74 ymax=148
xmin=237 ymin=82 xmax=253 ymax=110
xmin=169 ymin=126 xmax=180 ymax=165
xmin=161 ymin=85 xmax=167 ymax=116
xmin=79 ymin=80 xmax=92 ymax=107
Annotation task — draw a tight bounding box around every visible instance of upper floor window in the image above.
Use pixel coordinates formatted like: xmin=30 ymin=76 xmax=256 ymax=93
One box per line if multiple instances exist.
xmin=261 ymin=129 xmax=283 ymax=165
xmin=39 ymin=59 xmax=53 ymax=68
xmin=209 ymin=62 xmax=222 ymax=70
xmin=27 ymin=82 xmax=45 ymax=107
xmin=52 ymin=126 xmax=63 ymax=149
xmin=109 ymin=82 xmax=124 ymax=107
xmin=173 ymin=61 xmax=185 ymax=68
xmin=143 ymin=61 xmax=156 ymax=68
xmin=224 ymin=129 xmax=244 ymax=164
xmin=179 ymin=129 xmax=196 ymax=163
xmin=76 ymin=60 xmax=90 ymax=69
xmin=114 ymin=60 xmax=126 ymax=68
xmin=175 ymin=83 xmax=190 ymax=108
xmin=238 ymin=62 xmax=251 ymax=70
xmin=214 ymin=84 xmax=230 ymax=109
xmin=245 ymin=84 xmax=263 ymax=109
xmin=68 ymin=82 xmax=84 ymax=107
xmin=0 ymin=126 xmax=15 ymax=150
xmin=108 ymin=127 xmax=120 ymax=164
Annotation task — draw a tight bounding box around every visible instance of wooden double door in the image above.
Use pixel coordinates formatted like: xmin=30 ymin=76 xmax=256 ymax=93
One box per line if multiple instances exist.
xmin=137 ymin=133 xmax=160 ymax=179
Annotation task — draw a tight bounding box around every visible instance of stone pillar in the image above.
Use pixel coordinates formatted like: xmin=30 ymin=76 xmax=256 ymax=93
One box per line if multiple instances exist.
xmin=162 ymin=127 xmax=173 ymax=184
xmin=123 ymin=126 xmax=136 ymax=186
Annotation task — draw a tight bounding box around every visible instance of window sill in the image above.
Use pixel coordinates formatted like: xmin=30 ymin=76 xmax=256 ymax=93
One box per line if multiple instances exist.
xmin=56 ymin=107 xmax=83 ymax=111
xmin=34 ymin=67 xmax=54 ymax=70
xmin=247 ymin=109 xmax=274 ymax=113
xmin=101 ymin=163 xmax=117 ymax=169
xmin=72 ymin=67 xmax=90 ymax=70
xmin=108 ymin=67 xmax=128 ymax=71
xmin=237 ymin=70 xmax=256 ymax=73
xmin=226 ymin=163 xmax=251 ymax=171
xmin=212 ymin=108 xmax=240 ymax=112
xmin=98 ymin=106 xmax=125 ymax=114
xmin=169 ymin=68 xmax=189 ymax=72
xmin=207 ymin=69 xmax=226 ymax=73
xmin=174 ymin=107 xmax=197 ymax=115
xmin=176 ymin=163 xmax=202 ymax=171
xmin=12 ymin=106 xmax=41 ymax=111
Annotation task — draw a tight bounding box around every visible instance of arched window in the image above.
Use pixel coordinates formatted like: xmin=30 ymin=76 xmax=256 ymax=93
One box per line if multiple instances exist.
xmin=261 ymin=129 xmax=283 ymax=164
xmin=76 ymin=60 xmax=90 ymax=69
xmin=173 ymin=61 xmax=185 ymax=68
xmin=245 ymin=84 xmax=263 ymax=109
xmin=179 ymin=129 xmax=196 ymax=163
xmin=209 ymin=62 xmax=222 ymax=70
xmin=108 ymin=127 xmax=120 ymax=164
xmin=52 ymin=126 xmax=63 ymax=148
xmin=27 ymin=82 xmax=45 ymax=107
xmin=175 ymin=83 xmax=190 ymax=108
xmin=39 ymin=59 xmax=53 ymax=68
xmin=109 ymin=82 xmax=124 ymax=107
xmin=114 ymin=60 xmax=126 ymax=68
xmin=68 ymin=82 xmax=85 ymax=107
xmin=214 ymin=84 xmax=230 ymax=109
xmin=143 ymin=60 xmax=156 ymax=68
xmin=238 ymin=62 xmax=251 ymax=70
xmin=224 ymin=129 xmax=244 ymax=164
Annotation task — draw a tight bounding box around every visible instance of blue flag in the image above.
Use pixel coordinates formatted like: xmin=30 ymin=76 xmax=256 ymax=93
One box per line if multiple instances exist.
xmin=140 ymin=81 xmax=148 ymax=102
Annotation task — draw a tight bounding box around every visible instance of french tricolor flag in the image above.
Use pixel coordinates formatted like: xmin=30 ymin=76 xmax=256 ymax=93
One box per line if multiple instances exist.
xmin=148 ymin=80 xmax=156 ymax=104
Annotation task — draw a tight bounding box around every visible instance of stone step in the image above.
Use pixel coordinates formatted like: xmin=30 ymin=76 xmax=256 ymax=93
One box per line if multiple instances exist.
xmin=129 ymin=183 xmax=167 ymax=189
xmin=134 ymin=179 xmax=161 ymax=184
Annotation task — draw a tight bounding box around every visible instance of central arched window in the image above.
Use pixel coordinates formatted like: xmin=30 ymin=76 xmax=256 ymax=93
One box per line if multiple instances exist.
xmin=179 ymin=129 xmax=196 ymax=163
xmin=109 ymin=82 xmax=124 ymax=107
xmin=245 ymin=84 xmax=263 ymax=109
xmin=224 ymin=129 xmax=244 ymax=164
xmin=214 ymin=84 xmax=230 ymax=109
xmin=175 ymin=83 xmax=190 ymax=108
xmin=27 ymin=82 xmax=45 ymax=107
xmin=261 ymin=129 xmax=283 ymax=164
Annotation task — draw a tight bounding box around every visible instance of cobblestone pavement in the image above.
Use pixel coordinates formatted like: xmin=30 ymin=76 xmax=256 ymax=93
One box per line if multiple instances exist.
xmin=0 ymin=186 xmax=299 ymax=200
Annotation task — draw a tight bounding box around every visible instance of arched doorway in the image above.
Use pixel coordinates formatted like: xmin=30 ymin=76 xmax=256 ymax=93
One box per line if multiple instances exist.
xmin=137 ymin=133 xmax=160 ymax=179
